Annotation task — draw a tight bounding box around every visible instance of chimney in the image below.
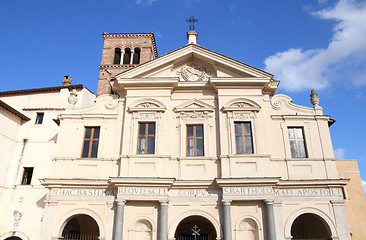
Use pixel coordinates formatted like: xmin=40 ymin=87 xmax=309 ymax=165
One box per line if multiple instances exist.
xmin=187 ymin=30 xmax=198 ymax=44
xmin=62 ymin=75 xmax=73 ymax=86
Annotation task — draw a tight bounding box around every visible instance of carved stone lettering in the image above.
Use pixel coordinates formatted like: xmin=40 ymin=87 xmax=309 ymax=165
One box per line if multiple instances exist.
xmin=118 ymin=187 xmax=167 ymax=196
xmin=223 ymin=187 xmax=343 ymax=198
xmin=51 ymin=188 xmax=116 ymax=197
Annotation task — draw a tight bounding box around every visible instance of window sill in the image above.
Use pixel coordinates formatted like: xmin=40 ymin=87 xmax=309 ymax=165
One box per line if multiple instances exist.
xmin=177 ymin=156 xmax=217 ymax=161
xmin=221 ymin=154 xmax=271 ymax=159
xmin=123 ymin=155 xmax=171 ymax=159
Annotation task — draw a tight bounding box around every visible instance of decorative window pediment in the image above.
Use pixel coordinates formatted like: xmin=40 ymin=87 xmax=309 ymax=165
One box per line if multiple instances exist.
xmin=128 ymin=98 xmax=167 ymax=112
xmin=174 ymin=98 xmax=214 ymax=113
xmin=222 ymin=98 xmax=261 ymax=112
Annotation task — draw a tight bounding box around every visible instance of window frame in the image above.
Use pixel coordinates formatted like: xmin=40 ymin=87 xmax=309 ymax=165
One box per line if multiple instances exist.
xmin=21 ymin=167 xmax=34 ymax=185
xmin=81 ymin=126 xmax=100 ymax=158
xmin=288 ymin=127 xmax=308 ymax=158
xmin=35 ymin=112 xmax=44 ymax=124
xmin=234 ymin=121 xmax=254 ymax=154
xmin=137 ymin=122 xmax=156 ymax=154
xmin=186 ymin=124 xmax=204 ymax=157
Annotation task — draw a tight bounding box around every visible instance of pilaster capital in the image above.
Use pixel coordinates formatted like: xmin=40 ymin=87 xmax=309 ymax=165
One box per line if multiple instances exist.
xmin=45 ymin=197 xmax=58 ymax=206
xmin=222 ymin=200 xmax=232 ymax=206
xmin=115 ymin=199 xmax=126 ymax=205
xmin=265 ymin=199 xmax=274 ymax=205
xmin=159 ymin=200 xmax=169 ymax=206
xmin=331 ymin=200 xmax=346 ymax=206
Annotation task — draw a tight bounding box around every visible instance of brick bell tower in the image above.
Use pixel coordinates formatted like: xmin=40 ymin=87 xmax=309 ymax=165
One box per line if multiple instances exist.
xmin=97 ymin=32 xmax=158 ymax=96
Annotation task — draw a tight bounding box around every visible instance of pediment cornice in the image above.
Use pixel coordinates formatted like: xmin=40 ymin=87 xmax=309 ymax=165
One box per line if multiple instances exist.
xmin=174 ymin=98 xmax=214 ymax=113
xmin=222 ymin=98 xmax=261 ymax=112
xmin=116 ymin=44 xmax=273 ymax=80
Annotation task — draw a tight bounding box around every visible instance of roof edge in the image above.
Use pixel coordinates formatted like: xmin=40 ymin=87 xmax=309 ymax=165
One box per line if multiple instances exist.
xmin=0 ymin=84 xmax=93 ymax=96
xmin=0 ymin=100 xmax=30 ymax=121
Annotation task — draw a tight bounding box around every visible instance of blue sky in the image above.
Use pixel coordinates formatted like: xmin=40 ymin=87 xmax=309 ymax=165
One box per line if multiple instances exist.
xmin=0 ymin=0 xmax=365 ymax=190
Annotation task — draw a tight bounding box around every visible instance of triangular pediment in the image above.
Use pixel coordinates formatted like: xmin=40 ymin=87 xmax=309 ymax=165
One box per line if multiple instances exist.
xmin=174 ymin=98 xmax=214 ymax=112
xmin=115 ymin=44 xmax=273 ymax=80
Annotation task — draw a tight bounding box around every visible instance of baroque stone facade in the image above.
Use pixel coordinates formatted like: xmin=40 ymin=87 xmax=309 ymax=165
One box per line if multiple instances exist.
xmin=0 ymin=31 xmax=362 ymax=240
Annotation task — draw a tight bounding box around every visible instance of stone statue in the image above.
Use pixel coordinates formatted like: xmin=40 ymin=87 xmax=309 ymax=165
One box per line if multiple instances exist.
xmin=310 ymin=89 xmax=320 ymax=107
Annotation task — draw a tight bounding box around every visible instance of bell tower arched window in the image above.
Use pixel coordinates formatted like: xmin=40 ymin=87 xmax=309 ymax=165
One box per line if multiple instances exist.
xmin=123 ymin=48 xmax=131 ymax=64
xmin=114 ymin=48 xmax=121 ymax=64
xmin=133 ymin=47 xmax=141 ymax=64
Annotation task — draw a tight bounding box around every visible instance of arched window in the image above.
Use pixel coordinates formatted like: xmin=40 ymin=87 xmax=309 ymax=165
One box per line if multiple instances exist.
xmin=114 ymin=48 xmax=121 ymax=64
xmin=175 ymin=215 xmax=217 ymax=240
xmin=133 ymin=47 xmax=141 ymax=64
xmin=123 ymin=48 xmax=131 ymax=64
xmin=291 ymin=213 xmax=332 ymax=239
xmin=5 ymin=237 xmax=22 ymax=240
xmin=61 ymin=214 xmax=100 ymax=240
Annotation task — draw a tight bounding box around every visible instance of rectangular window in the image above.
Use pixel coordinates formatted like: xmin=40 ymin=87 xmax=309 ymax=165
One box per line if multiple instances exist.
xmin=288 ymin=127 xmax=307 ymax=158
xmin=35 ymin=112 xmax=44 ymax=124
xmin=137 ymin=122 xmax=155 ymax=154
xmin=235 ymin=122 xmax=253 ymax=154
xmin=21 ymin=167 xmax=34 ymax=185
xmin=187 ymin=125 xmax=204 ymax=156
xmin=81 ymin=127 xmax=100 ymax=158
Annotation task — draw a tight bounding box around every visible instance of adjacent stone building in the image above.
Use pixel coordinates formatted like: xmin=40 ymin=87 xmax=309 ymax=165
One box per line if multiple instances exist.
xmin=1 ymin=30 xmax=363 ymax=240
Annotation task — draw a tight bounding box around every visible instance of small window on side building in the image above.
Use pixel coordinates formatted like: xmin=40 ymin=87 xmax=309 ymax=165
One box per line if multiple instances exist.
xmin=288 ymin=127 xmax=307 ymax=158
xmin=21 ymin=167 xmax=34 ymax=185
xmin=35 ymin=112 xmax=44 ymax=124
xmin=81 ymin=127 xmax=100 ymax=158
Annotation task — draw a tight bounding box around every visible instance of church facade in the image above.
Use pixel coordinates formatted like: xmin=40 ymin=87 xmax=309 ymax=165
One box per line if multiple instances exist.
xmin=0 ymin=31 xmax=355 ymax=240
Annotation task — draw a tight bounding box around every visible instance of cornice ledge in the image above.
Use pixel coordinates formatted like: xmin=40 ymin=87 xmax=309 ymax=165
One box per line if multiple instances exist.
xmin=121 ymin=155 xmax=171 ymax=159
xmin=215 ymin=177 xmax=280 ymax=187
xmin=172 ymin=180 xmax=219 ymax=188
xmin=98 ymin=64 xmax=138 ymax=69
xmin=220 ymin=154 xmax=271 ymax=159
xmin=59 ymin=113 xmax=118 ymax=120
xmin=53 ymin=157 xmax=119 ymax=161
xmin=177 ymin=156 xmax=217 ymax=161
xmin=109 ymin=177 xmax=176 ymax=187
xmin=277 ymin=179 xmax=349 ymax=187
xmin=40 ymin=178 xmax=109 ymax=188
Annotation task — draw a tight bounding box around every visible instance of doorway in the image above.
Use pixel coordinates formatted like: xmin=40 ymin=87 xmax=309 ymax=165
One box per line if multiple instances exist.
xmin=175 ymin=215 xmax=217 ymax=240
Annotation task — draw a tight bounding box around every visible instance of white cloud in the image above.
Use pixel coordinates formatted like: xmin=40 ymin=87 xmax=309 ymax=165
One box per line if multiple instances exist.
xmin=362 ymin=180 xmax=366 ymax=196
xmin=334 ymin=148 xmax=346 ymax=159
xmin=229 ymin=2 xmax=237 ymax=12
xmin=155 ymin=31 xmax=163 ymax=39
xmin=264 ymin=0 xmax=366 ymax=91
xmin=136 ymin=0 xmax=157 ymax=6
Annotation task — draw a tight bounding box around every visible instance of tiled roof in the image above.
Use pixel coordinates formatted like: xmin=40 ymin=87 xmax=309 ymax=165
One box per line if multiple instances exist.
xmin=0 ymin=84 xmax=92 ymax=96
xmin=0 ymin=100 xmax=30 ymax=121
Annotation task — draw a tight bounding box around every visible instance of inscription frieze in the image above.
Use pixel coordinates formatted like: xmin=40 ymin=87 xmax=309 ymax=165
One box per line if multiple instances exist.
xmin=169 ymin=189 xmax=219 ymax=198
xmin=51 ymin=188 xmax=116 ymax=197
xmin=118 ymin=187 xmax=168 ymax=196
xmin=223 ymin=187 xmax=344 ymax=198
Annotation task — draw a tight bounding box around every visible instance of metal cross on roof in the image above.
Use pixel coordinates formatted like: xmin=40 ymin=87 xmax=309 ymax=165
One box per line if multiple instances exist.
xmin=186 ymin=15 xmax=198 ymax=31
